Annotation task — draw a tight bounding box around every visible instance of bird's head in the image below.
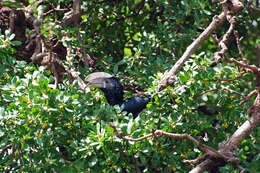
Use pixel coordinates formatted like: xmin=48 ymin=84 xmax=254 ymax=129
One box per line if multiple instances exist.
xmin=85 ymin=72 xmax=124 ymax=105
xmin=87 ymin=77 xmax=118 ymax=90
xmin=86 ymin=72 xmax=120 ymax=90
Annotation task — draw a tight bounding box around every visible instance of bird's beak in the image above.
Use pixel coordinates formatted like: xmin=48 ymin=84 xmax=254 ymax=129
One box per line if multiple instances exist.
xmin=85 ymin=72 xmax=112 ymax=81
xmin=85 ymin=72 xmax=113 ymax=89
xmin=86 ymin=78 xmax=107 ymax=89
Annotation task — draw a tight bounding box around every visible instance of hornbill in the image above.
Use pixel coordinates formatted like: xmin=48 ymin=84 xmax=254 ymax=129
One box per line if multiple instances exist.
xmin=86 ymin=72 xmax=150 ymax=118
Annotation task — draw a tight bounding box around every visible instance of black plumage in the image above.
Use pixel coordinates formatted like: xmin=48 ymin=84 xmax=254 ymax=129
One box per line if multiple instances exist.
xmin=86 ymin=72 xmax=150 ymax=118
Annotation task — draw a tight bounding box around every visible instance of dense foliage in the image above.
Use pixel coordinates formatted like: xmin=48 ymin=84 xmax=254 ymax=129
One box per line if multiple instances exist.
xmin=0 ymin=0 xmax=259 ymax=172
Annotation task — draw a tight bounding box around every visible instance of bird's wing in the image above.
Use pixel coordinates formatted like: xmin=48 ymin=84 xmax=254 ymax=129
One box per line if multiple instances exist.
xmin=122 ymin=97 xmax=150 ymax=118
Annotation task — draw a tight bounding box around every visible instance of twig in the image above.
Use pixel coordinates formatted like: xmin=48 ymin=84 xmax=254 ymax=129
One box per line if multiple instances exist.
xmin=198 ymin=87 xmax=245 ymax=98
xmin=198 ymin=89 xmax=218 ymax=97
xmin=0 ymin=144 xmax=13 ymax=155
xmin=43 ymin=8 xmax=68 ymax=17
xmin=246 ymin=0 xmax=260 ymax=13
xmin=239 ymin=89 xmax=257 ymax=105
xmin=211 ymin=34 xmax=219 ymax=45
xmin=218 ymin=71 xmax=246 ymax=82
xmin=234 ymin=31 xmax=247 ymax=63
xmin=227 ymin=58 xmax=260 ymax=76
xmin=222 ymin=87 xmax=245 ymax=97
xmin=183 ymin=154 xmax=208 ymax=165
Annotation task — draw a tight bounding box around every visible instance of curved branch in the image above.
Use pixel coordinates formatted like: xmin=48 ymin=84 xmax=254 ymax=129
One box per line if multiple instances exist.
xmin=109 ymin=123 xmax=233 ymax=162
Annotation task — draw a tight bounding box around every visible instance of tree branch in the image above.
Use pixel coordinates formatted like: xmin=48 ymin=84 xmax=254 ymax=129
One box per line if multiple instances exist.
xmin=158 ymin=0 xmax=244 ymax=91
xmin=158 ymin=12 xmax=226 ymax=91
xmin=218 ymin=71 xmax=246 ymax=82
xmin=55 ymin=58 xmax=90 ymax=94
xmin=246 ymin=0 xmax=260 ymax=13
xmin=226 ymin=58 xmax=260 ymax=76
xmin=191 ymin=91 xmax=260 ymax=172
xmin=109 ymin=122 xmax=237 ymax=163
xmin=214 ymin=16 xmax=237 ymax=63
xmin=239 ymin=89 xmax=257 ymax=105
xmin=0 ymin=144 xmax=13 ymax=155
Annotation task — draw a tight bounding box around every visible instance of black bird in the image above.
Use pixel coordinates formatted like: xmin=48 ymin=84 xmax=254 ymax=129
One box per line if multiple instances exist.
xmin=86 ymin=72 xmax=150 ymax=118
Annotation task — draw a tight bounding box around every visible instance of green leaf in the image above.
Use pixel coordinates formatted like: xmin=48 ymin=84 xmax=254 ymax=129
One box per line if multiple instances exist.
xmin=201 ymin=95 xmax=208 ymax=101
xmin=4 ymin=29 xmax=10 ymax=36
xmin=11 ymin=40 xmax=22 ymax=46
xmin=36 ymin=137 xmax=43 ymax=147
xmin=90 ymin=157 xmax=98 ymax=167
xmin=2 ymin=1 xmax=23 ymax=8
xmin=113 ymin=65 xmax=118 ymax=74
xmin=127 ymin=119 xmax=133 ymax=134
xmin=124 ymin=48 xmax=132 ymax=56
xmin=2 ymin=94 xmax=14 ymax=102
xmin=9 ymin=34 xmax=15 ymax=40
xmin=0 ymin=107 xmax=5 ymax=117
xmin=244 ymin=145 xmax=249 ymax=151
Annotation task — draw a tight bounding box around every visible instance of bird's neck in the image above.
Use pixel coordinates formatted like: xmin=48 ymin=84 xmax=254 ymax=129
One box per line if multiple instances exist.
xmin=102 ymin=89 xmax=124 ymax=106
xmin=107 ymin=97 xmax=124 ymax=106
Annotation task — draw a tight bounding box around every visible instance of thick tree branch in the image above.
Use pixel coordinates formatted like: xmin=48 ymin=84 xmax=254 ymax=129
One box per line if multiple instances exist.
xmin=191 ymin=76 xmax=260 ymax=173
xmin=158 ymin=12 xmax=226 ymax=91
xmin=63 ymin=0 xmax=81 ymax=27
xmin=55 ymin=58 xmax=90 ymax=94
xmin=158 ymin=0 xmax=244 ymax=91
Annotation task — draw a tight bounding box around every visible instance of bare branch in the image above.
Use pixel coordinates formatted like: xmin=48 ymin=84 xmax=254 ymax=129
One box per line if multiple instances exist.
xmin=43 ymin=8 xmax=68 ymax=17
xmin=63 ymin=0 xmax=82 ymax=27
xmin=189 ymin=159 xmax=216 ymax=173
xmin=198 ymin=87 xmax=245 ymax=98
xmin=109 ymin=122 xmax=153 ymax=142
xmin=222 ymin=87 xmax=245 ymax=97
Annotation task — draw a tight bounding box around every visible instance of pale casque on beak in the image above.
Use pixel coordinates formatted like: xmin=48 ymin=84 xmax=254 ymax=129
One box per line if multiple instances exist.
xmin=85 ymin=72 xmax=113 ymax=89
